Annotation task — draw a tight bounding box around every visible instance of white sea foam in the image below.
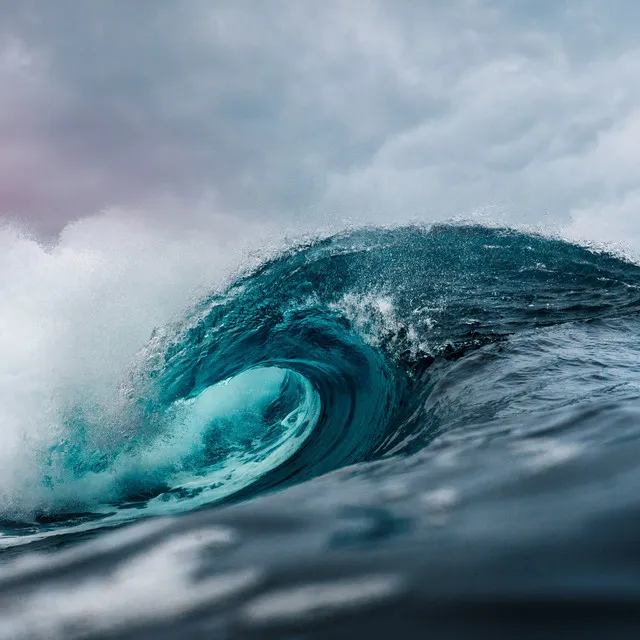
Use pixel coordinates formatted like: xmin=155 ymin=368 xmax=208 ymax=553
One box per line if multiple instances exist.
xmin=0 ymin=211 xmax=277 ymax=522
xmin=329 ymin=292 xmax=431 ymax=357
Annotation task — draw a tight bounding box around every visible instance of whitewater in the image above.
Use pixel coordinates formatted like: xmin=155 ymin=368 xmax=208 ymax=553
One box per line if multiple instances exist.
xmin=1 ymin=216 xmax=640 ymax=638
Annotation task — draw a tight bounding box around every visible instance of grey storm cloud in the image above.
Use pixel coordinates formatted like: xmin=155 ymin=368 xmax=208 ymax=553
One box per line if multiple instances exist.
xmin=1 ymin=0 xmax=640 ymax=245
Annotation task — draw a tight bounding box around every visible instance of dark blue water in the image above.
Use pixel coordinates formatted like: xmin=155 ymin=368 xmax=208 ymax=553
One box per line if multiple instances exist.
xmin=2 ymin=224 xmax=640 ymax=638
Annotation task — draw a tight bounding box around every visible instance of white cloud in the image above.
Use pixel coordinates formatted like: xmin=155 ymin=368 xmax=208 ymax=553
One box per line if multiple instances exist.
xmin=0 ymin=1 xmax=639 ymax=248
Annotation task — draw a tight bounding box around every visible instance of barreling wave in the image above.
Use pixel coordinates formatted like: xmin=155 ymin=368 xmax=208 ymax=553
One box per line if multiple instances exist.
xmin=2 ymin=223 xmax=640 ymax=544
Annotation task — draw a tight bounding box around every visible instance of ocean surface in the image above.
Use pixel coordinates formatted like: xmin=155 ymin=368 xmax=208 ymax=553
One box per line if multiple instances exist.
xmin=2 ymin=223 xmax=640 ymax=638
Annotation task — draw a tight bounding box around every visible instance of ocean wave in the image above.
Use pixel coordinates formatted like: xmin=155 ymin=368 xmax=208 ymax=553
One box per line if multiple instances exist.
xmin=2 ymin=223 xmax=640 ymax=546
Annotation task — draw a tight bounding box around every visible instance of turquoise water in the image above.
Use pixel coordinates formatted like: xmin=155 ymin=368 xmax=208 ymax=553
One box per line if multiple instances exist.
xmin=2 ymin=224 xmax=640 ymax=637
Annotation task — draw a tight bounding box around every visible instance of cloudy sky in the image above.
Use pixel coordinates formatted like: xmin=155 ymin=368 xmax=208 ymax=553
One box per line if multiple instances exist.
xmin=1 ymin=0 xmax=640 ymax=246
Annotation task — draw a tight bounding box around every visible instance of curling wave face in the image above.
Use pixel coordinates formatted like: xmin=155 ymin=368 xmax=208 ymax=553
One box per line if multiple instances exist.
xmin=2 ymin=224 xmax=640 ymax=546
